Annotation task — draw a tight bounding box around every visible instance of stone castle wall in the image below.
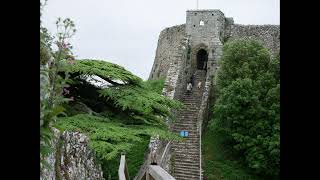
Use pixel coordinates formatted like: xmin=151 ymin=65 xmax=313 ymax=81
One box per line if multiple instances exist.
xmin=149 ymin=12 xmax=280 ymax=81
xmin=228 ymin=24 xmax=280 ymax=56
xmin=147 ymin=10 xmax=280 ymax=177
xmin=149 ymin=24 xmax=186 ymax=80
xmin=40 ymin=128 xmax=104 ymax=180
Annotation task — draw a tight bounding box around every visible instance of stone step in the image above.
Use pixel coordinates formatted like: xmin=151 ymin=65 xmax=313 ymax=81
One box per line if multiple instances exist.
xmin=174 ymin=160 xmax=200 ymax=166
xmin=174 ymin=164 xmax=200 ymax=170
xmin=173 ymin=144 xmax=199 ymax=147
xmin=172 ymin=122 xmax=197 ymax=125
xmin=172 ymin=121 xmax=198 ymax=124
xmin=172 ymin=129 xmax=198 ymax=133
xmin=172 ymin=128 xmax=198 ymax=131
xmin=174 ymin=148 xmax=199 ymax=152
xmin=174 ymin=168 xmax=200 ymax=175
xmin=182 ymin=99 xmax=201 ymax=101
xmin=175 ymin=115 xmax=198 ymax=118
xmin=174 ymin=175 xmax=201 ymax=180
xmin=172 ymin=122 xmax=198 ymax=125
xmin=179 ymin=111 xmax=199 ymax=113
xmin=172 ymin=135 xmax=199 ymax=139
xmin=174 ymin=151 xmax=199 ymax=156
xmin=175 ymin=154 xmax=200 ymax=158
xmin=173 ymin=141 xmax=199 ymax=144
xmin=173 ymin=120 xmax=198 ymax=123
xmin=178 ymin=107 xmax=200 ymax=113
xmin=176 ymin=115 xmax=198 ymax=118
xmin=175 ymin=114 xmax=198 ymax=117
xmin=173 ymin=121 xmax=197 ymax=124
xmin=172 ymin=124 xmax=197 ymax=127
xmin=175 ymin=162 xmax=201 ymax=168
xmin=174 ymin=170 xmax=200 ymax=177
xmin=172 ymin=140 xmax=199 ymax=144
xmin=173 ymin=123 xmax=197 ymax=126
xmin=173 ymin=143 xmax=200 ymax=147
xmin=174 ymin=168 xmax=200 ymax=174
xmin=173 ymin=143 xmax=199 ymax=146
xmin=172 ymin=145 xmax=199 ymax=149
xmin=173 ymin=140 xmax=199 ymax=144
xmin=171 ymin=129 xmax=199 ymax=131
xmin=178 ymin=109 xmax=199 ymax=112
xmin=173 ymin=146 xmax=199 ymax=149
xmin=174 ymin=171 xmax=202 ymax=178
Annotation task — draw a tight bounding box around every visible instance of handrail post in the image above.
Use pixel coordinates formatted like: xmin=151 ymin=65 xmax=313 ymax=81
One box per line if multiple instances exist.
xmin=199 ymin=120 xmax=202 ymax=180
xmin=119 ymin=155 xmax=130 ymax=180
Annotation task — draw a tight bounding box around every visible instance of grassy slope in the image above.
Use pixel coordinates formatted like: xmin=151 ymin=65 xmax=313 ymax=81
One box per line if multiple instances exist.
xmin=202 ymin=128 xmax=261 ymax=180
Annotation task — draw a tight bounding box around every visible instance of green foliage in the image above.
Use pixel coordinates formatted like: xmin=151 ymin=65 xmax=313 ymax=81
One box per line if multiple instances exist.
xmin=210 ymin=39 xmax=280 ymax=177
xmin=126 ymin=136 xmax=150 ymax=179
xmin=55 ymin=114 xmax=181 ymax=179
xmin=63 ymin=59 xmax=142 ymax=85
xmin=216 ymin=39 xmax=271 ymax=91
xmin=102 ymin=136 xmax=150 ymax=180
xmin=55 ymin=114 xmax=180 ymax=158
xmin=144 ymin=78 xmax=165 ymax=94
xmin=203 ymin=130 xmax=261 ymax=180
xmin=41 ymin=5 xmax=181 ymax=178
xmin=100 ymin=82 xmax=181 ymax=125
xmin=40 ymin=13 xmax=77 ymax=169
xmin=62 ymin=59 xmax=182 ymax=125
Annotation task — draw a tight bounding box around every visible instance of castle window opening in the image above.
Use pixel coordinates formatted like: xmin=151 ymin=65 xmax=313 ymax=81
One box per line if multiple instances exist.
xmin=195 ymin=13 xmax=197 ymax=15
xmin=199 ymin=20 xmax=204 ymax=26
xmin=197 ymin=49 xmax=208 ymax=70
xmin=193 ymin=25 xmax=196 ymax=27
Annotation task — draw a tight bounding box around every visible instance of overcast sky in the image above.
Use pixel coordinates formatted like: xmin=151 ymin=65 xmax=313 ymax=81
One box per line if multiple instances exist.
xmin=42 ymin=0 xmax=279 ymax=80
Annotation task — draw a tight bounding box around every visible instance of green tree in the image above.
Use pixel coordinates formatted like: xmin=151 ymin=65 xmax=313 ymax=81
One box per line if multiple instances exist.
xmin=210 ymin=39 xmax=280 ymax=177
xmin=56 ymin=59 xmax=182 ymax=179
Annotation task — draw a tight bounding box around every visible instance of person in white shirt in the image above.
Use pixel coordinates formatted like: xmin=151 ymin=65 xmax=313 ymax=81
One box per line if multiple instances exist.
xmin=187 ymin=82 xmax=192 ymax=93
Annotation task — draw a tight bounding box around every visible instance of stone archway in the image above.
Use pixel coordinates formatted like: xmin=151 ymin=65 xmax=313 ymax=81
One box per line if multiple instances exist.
xmin=196 ymin=49 xmax=208 ymax=70
xmin=190 ymin=43 xmax=209 ymax=71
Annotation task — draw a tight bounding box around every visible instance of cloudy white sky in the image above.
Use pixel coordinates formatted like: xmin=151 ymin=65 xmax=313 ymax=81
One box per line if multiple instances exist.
xmin=42 ymin=0 xmax=279 ymax=80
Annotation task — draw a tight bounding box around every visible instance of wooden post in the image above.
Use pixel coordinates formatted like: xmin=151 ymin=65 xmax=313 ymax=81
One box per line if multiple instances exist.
xmin=119 ymin=155 xmax=130 ymax=180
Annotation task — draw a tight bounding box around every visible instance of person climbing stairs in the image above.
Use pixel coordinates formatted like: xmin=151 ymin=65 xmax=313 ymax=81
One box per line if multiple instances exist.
xmin=171 ymin=70 xmax=206 ymax=180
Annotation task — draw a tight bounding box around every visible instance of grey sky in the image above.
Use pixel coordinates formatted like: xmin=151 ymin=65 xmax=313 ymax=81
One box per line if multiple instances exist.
xmin=42 ymin=0 xmax=279 ymax=80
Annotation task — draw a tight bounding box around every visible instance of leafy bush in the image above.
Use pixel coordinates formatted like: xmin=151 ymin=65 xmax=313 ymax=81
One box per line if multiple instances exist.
xmin=210 ymin=39 xmax=280 ymax=177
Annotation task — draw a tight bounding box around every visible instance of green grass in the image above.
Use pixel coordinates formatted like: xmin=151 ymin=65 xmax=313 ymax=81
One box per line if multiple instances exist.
xmin=202 ymin=129 xmax=261 ymax=180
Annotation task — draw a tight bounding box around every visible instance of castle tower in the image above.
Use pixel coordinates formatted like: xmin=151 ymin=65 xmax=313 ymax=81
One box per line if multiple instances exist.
xmin=146 ymin=9 xmax=279 ymax=178
xmin=185 ymin=9 xmax=232 ymax=79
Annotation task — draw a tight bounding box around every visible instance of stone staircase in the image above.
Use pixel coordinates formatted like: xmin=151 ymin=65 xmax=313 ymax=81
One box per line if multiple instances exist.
xmin=171 ymin=70 xmax=206 ymax=180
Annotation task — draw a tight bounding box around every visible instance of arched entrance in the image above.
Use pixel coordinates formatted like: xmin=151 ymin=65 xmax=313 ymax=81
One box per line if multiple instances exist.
xmin=196 ymin=49 xmax=208 ymax=70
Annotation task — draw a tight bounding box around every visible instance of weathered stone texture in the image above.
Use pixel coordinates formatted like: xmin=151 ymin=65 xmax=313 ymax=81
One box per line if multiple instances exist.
xmin=40 ymin=128 xmax=104 ymax=180
xmin=147 ymin=9 xmax=280 ymax=179
xmin=149 ymin=24 xmax=186 ymax=80
xmin=229 ymin=24 xmax=280 ymax=56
